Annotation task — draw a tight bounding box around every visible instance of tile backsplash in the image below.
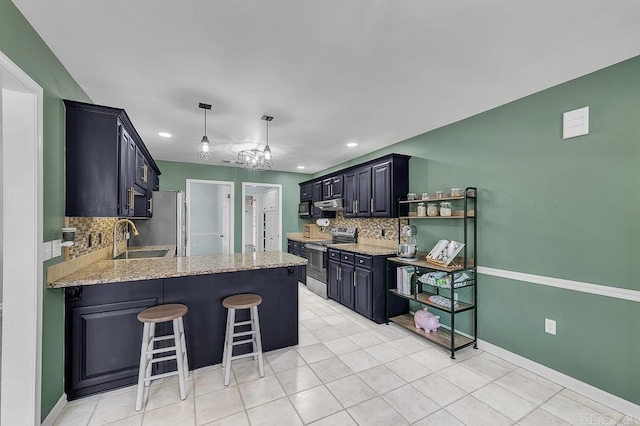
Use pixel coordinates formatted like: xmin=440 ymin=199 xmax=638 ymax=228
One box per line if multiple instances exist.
xmin=317 ymin=212 xmax=408 ymax=241
xmin=66 ymin=217 xmax=130 ymax=259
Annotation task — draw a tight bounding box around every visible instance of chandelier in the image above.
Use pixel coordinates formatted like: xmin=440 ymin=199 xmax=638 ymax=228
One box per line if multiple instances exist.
xmin=238 ymin=115 xmax=273 ymax=170
xmin=198 ymin=103 xmax=213 ymax=160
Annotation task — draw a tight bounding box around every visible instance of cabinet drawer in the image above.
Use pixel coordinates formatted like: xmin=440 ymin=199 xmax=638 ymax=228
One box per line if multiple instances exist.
xmin=340 ymin=252 xmax=355 ymax=264
xmin=328 ymin=249 xmax=340 ymax=260
xmin=355 ymin=255 xmax=372 ymax=268
xmin=292 ymin=241 xmax=301 ymax=250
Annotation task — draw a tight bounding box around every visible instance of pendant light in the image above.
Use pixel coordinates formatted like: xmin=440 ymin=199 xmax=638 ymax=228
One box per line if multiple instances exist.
xmin=198 ymin=103 xmax=213 ymax=160
xmin=237 ymin=115 xmax=274 ymax=170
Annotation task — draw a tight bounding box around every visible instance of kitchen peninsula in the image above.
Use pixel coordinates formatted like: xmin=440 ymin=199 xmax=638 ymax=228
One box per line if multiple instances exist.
xmin=50 ymin=251 xmax=306 ymax=399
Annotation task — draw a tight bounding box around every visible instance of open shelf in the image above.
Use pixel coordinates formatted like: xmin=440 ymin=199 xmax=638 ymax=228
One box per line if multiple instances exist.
xmin=389 ymin=314 xmax=474 ymax=350
xmin=388 ymin=255 xmax=475 ymax=272
xmin=389 ymin=289 xmax=475 ymax=313
xmin=401 ymin=210 xmax=475 ymax=220
xmin=399 ymin=194 xmax=475 ymax=203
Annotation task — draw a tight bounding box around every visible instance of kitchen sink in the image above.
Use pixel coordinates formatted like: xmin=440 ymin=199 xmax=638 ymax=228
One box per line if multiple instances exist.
xmin=112 ymin=249 xmax=171 ymax=260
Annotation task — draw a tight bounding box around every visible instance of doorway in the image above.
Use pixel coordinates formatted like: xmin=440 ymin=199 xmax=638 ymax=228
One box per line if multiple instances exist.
xmin=242 ymin=183 xmax=282 ymax=253
xmin=1 ymin=51 xmax=44 ymax=425
xmin=186 ymin=179 xmax=234 ymax=255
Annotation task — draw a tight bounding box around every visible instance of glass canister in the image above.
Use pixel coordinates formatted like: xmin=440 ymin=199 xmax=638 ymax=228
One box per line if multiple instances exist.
xmin=440 ymin=201 xmax=452 ymax=217
xmin=427 ymin=203 xmax=438 ymax=217
xmin=407 ymin=192 xmax=417 ymax=201
xmin=451 ymin=188 xmax=463 ymax=197
xmin=417 ymin=202 xmax=426 ymax=217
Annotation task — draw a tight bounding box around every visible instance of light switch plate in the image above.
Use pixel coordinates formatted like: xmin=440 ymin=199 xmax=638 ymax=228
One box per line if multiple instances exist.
xmin=42 ymin=241 xmax=52 ymax=261
xmin=563 ymin=106 xmax=589 ymax=139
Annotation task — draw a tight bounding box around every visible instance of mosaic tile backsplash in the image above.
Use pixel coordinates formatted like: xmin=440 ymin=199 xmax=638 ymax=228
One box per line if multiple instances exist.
xmin=316 ymin=212 xmax=408 ymax=241
xmin=67 ymin=217 xmax=130 ymax=259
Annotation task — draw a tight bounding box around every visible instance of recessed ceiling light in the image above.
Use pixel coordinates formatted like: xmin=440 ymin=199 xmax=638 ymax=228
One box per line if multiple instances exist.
xmin=347 ymin=142 xmax=358 ymax=147
xmin=158 ymin=132 xmax=172 ymax=138
xmin=297 ymin=166 xmax=305 ymax=169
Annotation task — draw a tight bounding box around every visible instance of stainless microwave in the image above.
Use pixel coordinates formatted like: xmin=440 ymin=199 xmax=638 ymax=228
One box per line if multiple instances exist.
xmin=298 ymin=201 xmax=312 ymax=217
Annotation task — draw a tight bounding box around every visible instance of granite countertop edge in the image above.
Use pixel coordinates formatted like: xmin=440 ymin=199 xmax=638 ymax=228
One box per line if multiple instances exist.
xmin=327 ymin=243 xmax=397 ymax=256
xmin=49 ymin=251 xmax=307 ymax=289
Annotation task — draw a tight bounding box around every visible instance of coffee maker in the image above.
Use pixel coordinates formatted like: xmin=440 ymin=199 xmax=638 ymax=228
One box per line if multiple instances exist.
xmin=397 ymin=225 xmax=418 ymax=260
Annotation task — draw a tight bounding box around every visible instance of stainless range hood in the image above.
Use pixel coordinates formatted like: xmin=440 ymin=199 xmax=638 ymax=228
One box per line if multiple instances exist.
xmin=314 ymin=199 xmax=344 ymax=211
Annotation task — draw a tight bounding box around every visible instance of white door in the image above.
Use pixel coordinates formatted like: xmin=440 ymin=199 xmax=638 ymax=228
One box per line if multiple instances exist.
xmin=242 ymin=183 xmax=282 ymax=253
xmin=264 ymin=211 xmax=280 ymax=251
xmin=186 ymin=180 xmax=234 ymax=255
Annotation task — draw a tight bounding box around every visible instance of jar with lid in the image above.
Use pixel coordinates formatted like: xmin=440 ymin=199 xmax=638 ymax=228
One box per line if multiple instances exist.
xmin=440 ymin=201 xmax=452 ymax=217
xmin=451 ymin=188 xmax=463 ymax=197
xmin=407 ymin=192 xmax=417 ymax=201
xmin=417 ymin=203 xmax=426 ymax=217
xmin=427 ymin=203 xmax=438 ymax=217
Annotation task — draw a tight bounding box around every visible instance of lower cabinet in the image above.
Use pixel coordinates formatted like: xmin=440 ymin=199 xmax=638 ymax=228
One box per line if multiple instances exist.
xmin=287 ymin=239 xmax=307 ymax=284
xmin=65 ymin=268 xmax=300 ymax=400
xmin=65 ymin=280 xmax=163 ymax=400
xmin=328 ymin=249 xmax=404 ymax=323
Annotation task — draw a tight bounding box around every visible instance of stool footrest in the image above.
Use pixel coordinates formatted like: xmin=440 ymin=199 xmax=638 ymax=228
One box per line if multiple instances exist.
xmin=233 ymin=330 xmax=256 ymax=338
xmin=230 ymin=351 xmax=259 ymax=361
xmin=146 ymin=370 xmax=179 ymax=381
xmin=150 ymin=354 xmax=177 ymax=364
xmin=233 ymin=320 xmax=253 ymax=326
xmin=152 ymin=335 xmax=174 ymax=342
xmin=148 ymin=346 xmax=177 ymax=355
xmin=232 ymin=338 xmax=254 ymax=346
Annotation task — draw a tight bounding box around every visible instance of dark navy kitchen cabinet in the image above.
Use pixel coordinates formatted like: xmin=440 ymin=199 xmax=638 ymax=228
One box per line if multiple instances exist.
xmin=64 ymin=100 xmax=161 ymax=217
xmin=301 ymin=153 xmax=409 ymax=219
xmin=300 ymin=182 xmax=312 ymax=201
xmin=65 ymin=280 xmax=163 ymax=400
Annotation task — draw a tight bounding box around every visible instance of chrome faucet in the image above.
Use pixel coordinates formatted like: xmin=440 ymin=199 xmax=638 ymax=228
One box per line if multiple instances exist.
xmin=113 ymin=219 xmax=140 ymax=257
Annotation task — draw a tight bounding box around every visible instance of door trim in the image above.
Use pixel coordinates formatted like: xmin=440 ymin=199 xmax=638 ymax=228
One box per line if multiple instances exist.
xmin=0 ymin=49 xmax=44 ymax=425
xmin=185 ymin=179 xmax=234 ymax=255
xmin=241 ymin=182 xmax=282 ymax=253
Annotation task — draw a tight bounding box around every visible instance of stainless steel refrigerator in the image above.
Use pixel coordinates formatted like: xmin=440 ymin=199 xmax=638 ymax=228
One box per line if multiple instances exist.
xmin=130 ymin=190 xmax=187 ymax=256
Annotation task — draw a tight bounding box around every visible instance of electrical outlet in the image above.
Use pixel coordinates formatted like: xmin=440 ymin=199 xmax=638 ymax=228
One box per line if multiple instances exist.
xmin=454 ymin=292 xmax=459 ymax=301
xmin=125 ymin=232 xmax=131 ymax=240
xmin=545 ymin=318 xmax=557 ymax=335
xmin=88 ymin=234 xmax=92 ymax=247
xmin=381 ymin=229 xmax=385 ymax=237
xmin=52 ymin=239 xmax=62 ymax=257
xmin=98 ymin=233 xmax=102 ymax=244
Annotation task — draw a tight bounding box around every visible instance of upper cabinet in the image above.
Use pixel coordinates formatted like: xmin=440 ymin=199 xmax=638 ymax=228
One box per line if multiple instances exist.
xmin=322 ymin=175 xmax=343 ymax=200
xmin=64 ymin=100 xmax=161 ymax=217
xmin=299 ymin=182 xmax=312 ymax=202
xmin=299 ymin=154 xmax=409 ymax=219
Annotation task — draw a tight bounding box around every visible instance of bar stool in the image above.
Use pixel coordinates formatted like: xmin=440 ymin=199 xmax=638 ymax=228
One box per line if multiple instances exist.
xmin=222 ymin=294 xmax=264 ymax=386
xmin=135 ymin=303 xmax=189 ymax=411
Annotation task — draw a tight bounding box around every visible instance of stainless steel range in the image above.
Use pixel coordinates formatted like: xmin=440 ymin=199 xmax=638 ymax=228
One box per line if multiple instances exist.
xmin=305 ymin=227 xmax=357 ymax=299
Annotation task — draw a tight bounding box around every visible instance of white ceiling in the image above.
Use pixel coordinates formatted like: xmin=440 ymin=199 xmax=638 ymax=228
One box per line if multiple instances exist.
xmin=12 ymin=0 xmax=640 ymax=173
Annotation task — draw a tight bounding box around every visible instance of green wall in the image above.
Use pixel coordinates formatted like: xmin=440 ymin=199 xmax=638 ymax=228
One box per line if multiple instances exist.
xmin=0 ymin=0 xmax=92 ymax=420
xmin=156 ymin=160 xmax=310 ymax=253
xmin=314 ymin=56 xmax=640 ymax=404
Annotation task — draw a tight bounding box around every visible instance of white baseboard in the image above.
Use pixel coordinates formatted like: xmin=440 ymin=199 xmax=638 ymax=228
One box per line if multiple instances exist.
xmin=478 ymin=339 xmax=640 ymax=417
xmin=41 ymin=393 xmax=67 ymax=426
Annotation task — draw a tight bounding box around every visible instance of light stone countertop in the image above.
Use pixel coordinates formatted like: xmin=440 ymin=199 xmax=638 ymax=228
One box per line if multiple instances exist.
xmin=286 ymin=233 xmax=332 ymax=243
xmin=326 ymin=243 xmax=398 ymax=256
xmin=49 ymin=251 xmax=307 ymax=288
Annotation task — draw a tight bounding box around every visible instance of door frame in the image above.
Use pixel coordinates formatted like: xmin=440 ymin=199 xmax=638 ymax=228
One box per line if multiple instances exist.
xmin=0 ymin=50 xmax=44 ymax=425
xmin=241 ymin=182 xmax=282 ymax=253
xmin=185 ymin=179 xmax=234 ymax=255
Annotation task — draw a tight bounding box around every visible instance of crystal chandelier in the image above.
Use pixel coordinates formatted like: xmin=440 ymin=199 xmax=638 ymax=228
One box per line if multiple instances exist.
xmin=238 ymin=115 xmax=273 ymax=170
xmin=198 ymin=103 xmax=213 ymax=160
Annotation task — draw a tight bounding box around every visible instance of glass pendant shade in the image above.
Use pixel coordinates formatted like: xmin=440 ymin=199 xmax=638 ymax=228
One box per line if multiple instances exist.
xmin=237 ymin=115 xmax=274 ymax=170
xmin=198 ymin=103 xmax=213 ymax=160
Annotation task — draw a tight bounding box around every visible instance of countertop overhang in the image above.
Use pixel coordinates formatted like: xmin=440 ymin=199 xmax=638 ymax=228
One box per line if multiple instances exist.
xmin=49 ymin=251 xmax=307 ymax=288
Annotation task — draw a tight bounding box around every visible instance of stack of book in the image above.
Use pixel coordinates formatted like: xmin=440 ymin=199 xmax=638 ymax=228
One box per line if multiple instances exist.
xmin=396 ymin=266 xmax=415 ymax=295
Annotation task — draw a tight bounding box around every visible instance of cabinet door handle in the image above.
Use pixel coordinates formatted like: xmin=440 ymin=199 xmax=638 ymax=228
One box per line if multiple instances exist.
xmin=370 ymin=198 xmax=374 ymax=213
xmin=353 ymin=271 xmax=357 ymax=287
xmin=338 ymin=267 xmax=342 ymax=281
xmin=352 ymin=200 xmax=355 ymax=213
xmin=130 ymin=187 xmax=135 ymax=210
xmin=148 ymin=197 xmax=153 ymax=213
xmin=142 ymin=164 xmax=148 ymax=183
xmin=355 ymin=200 xmax=358 ymax=213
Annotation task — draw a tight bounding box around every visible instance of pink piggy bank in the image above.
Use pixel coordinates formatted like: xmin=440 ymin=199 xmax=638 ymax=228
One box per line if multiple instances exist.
xmin=414 ymin=308 xmax=440 ymax=333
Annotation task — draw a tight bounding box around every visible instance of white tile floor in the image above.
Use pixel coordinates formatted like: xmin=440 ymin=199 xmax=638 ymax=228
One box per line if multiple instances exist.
xmin=54 ymin=283 xmax=632 ymax=426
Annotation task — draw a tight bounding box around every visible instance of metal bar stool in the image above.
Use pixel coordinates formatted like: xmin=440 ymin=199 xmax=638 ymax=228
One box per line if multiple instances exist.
xmin=135 ymin=303 xmax=189 ymax=411
xmin=222 ymin=294 xmax=264 ymax=386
